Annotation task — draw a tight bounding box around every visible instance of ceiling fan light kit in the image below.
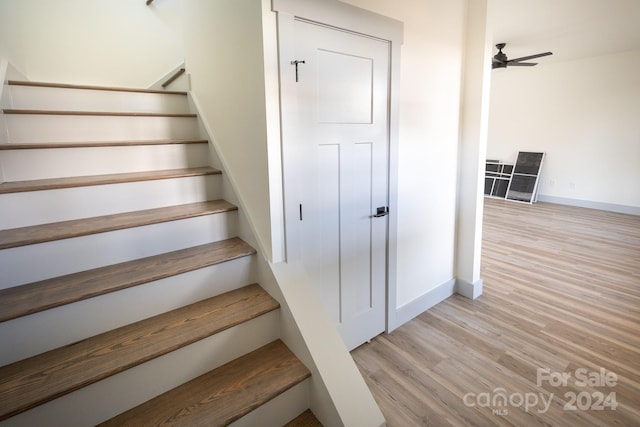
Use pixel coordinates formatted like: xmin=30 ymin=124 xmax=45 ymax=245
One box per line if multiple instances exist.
xmin=492 ymin=43 xmax=552 ymax=69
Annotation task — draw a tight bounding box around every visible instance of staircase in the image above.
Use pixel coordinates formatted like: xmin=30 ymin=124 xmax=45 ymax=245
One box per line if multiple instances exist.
xmin=0 ymin=80 xmax=321 ymax=426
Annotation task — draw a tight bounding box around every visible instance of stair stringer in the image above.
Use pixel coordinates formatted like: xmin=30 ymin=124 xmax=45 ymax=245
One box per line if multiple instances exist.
xmin=189 ymin=90 xmax=383 ymax=427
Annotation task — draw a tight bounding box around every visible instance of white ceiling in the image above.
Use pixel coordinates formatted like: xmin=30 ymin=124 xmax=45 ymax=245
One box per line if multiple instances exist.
xmin=489 ymin=0 xmax=640 ymax=65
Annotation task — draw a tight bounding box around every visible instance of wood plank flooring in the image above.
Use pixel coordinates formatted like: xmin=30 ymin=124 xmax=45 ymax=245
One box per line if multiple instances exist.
xmin=352 ymin=198 xmax=640 ymax=426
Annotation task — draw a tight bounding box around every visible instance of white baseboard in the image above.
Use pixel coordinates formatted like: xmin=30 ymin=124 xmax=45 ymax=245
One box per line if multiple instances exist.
xmin=391 ymin=278 xmax=456 ymax=331
xmin=389 ymin=277 xmax=484 ymax=331
xmin=537 ymin=195 xmax=640 ymax=216
xmin=455 ymin=278 xmax=483 ymax=299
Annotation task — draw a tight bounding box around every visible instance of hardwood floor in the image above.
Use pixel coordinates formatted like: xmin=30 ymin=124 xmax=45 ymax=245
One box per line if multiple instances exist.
xmin=352 ymin=198 xmax=640 ymax=426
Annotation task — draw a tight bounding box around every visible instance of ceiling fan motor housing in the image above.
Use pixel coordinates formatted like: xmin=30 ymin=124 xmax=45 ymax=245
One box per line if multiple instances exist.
xmin=493 ymin=43 xmax=508 ymax=68
xmin=493 ymin=54 xmax=508 ymax=68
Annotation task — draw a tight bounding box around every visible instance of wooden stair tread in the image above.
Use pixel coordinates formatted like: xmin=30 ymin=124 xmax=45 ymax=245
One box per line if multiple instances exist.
xmin=285 ymin=409 xmax=324 ymax=427
xmin=0 ymin=199 xmax=236 ymax=250
xmin=0 ymin=237 xmax=256 ymax=322
xmin=0 ymin=166 xmax=221 ymax=194
xmin=3 ymin=109 xmax=197 ymax=117
xmin=8 ymin=80 xmax=187 ymax=95
xmin=98 ymin=340 xmax=311 ymax=427
xmin=0 ymin=139 xmax=208 ymax=150
xmin=0 ymin=284 xmax=280 ymax=422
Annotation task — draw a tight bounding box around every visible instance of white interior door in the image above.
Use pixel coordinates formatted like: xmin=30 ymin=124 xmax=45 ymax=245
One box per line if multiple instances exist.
xmin=286 ymin=19 xmax=390 ymax=350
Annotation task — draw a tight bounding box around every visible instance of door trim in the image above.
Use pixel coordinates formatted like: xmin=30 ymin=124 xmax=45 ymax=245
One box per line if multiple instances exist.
xmin=273 ymin=0 xmax=404 ymax=333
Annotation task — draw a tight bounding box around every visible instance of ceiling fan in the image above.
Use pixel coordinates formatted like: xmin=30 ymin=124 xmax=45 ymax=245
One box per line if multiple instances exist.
xmin=492 ymin=43 xmax=552 ymax=69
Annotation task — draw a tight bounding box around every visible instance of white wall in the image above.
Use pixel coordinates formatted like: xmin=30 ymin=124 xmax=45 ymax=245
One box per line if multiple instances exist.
xmin=342 ymin=0 xmax=466 ymax=312
xmin=181 ymin=0 xmax=275 ymax=261
xmin=488 ymin=49 xmax=640 ymax=211
xmin=0 ymin=2 xmax=25 ymax=75
xmin=0 ymin=0 xmax=184 ymax=87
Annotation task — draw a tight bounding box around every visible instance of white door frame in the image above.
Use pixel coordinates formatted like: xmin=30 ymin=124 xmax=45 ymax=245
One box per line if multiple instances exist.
xmin=272 ymin=0 xmax=403 ymax=333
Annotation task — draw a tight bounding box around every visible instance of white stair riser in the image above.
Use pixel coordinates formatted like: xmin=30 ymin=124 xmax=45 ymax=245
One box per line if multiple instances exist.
xmin=0 ymin=256 xmax=256 ymax=365
xmin=0 ymin=175 xmax=222 ymax=229
xmin=0 ymin=311 xmax=280 ymax=427
xmin=231 ymin=381 xmax=310 ymax=427
xmin=6 ymin=85 xmax=190 ymax=114
xmin=5 ymin=115 xmax=199 ymax=143
xmin=0 ymin=144 xmax=211 ymax=181
xmin=0 ymin=211 xmax=238 ymax=287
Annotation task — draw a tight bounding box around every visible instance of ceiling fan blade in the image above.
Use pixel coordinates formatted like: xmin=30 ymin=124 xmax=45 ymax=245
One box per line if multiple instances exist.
xmin=508 ymin=62 xmax=537 ymax=67
xmin=508 ymin=52 xmax=553 ymax=63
